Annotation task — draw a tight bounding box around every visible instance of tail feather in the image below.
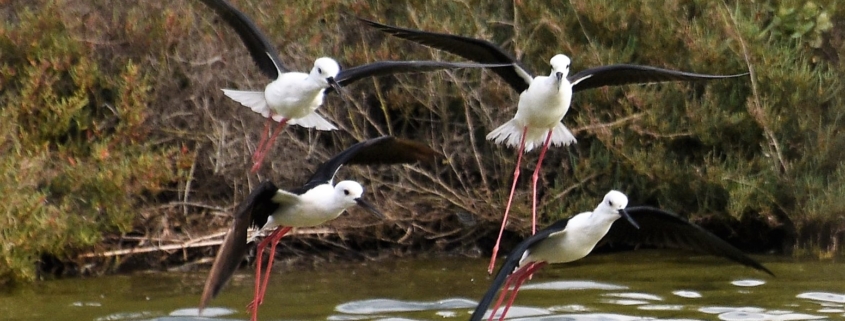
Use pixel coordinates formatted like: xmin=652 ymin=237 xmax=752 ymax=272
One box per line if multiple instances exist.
xmin=548 ymin=123 xmax=576 ymax=148
xmin=288 ymin=111 xmax=337 ymax=131
xmin=486 ymin=120 xmax=576 ymax=152
xmin=221 ymin=89 xmax=270 ymax=118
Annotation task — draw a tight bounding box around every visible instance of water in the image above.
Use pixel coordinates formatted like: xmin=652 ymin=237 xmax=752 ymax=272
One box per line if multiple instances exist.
xmin=1 ymin=251 xmax=844 ymax=320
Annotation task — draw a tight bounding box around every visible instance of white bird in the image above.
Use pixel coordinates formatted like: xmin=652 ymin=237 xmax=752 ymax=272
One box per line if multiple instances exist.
xmin=358 ymin=18 xmax=749 ymax=273
xmin=470 ymin=190 xmax=774 ymax=321
xmin=198 ymin=0 xmax=507 ymax=172
xmin=198 ymin=136 xmax=441 ymax=321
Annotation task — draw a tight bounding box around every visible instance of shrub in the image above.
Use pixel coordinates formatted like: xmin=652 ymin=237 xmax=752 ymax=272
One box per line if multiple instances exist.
xmin=0 ymin=1 xmax=177 ymax=284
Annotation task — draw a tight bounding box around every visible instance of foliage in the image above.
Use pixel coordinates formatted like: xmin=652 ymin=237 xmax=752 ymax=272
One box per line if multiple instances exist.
xmin=340 ymin=0 xmax=845 ymax=252
xmin=0 ymin=1 xmax=177 ymax=284
xmin=1 ymin=0 xmax=844 ymax=284
xmin=760 ymin=1 xmax=834 ymax=48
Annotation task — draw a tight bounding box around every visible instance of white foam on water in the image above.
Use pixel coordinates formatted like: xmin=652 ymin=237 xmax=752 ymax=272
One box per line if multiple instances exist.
xmin=797 ymin=292 xmax=845 ymax=304
xmin=731 ymin=279 xmax=766 ymax=287
xmin=603 ymin=292 xmax=663 ymax=301
xmin=673 ymin=290 xmax=703 ymax=298
xmin=335 ymin=297 xmax=477 ymax=314
xmin=520 ymin=280 xmax=628 ymax=291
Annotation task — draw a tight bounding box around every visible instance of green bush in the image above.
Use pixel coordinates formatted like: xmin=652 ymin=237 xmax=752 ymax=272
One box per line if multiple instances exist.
xmin=0 ymin=1 xmax=177 ymax=284
xmin=1 ymin=0 xmax=843 ymax=284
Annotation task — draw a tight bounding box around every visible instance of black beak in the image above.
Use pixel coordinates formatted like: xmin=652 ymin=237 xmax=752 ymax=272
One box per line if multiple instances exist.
xmin=620 ymin=208 xmax=640 ymax=229
xmin=327 ymin=77 xmax=350 ymax=103
xmin=555 ymin=72 xmax=564 ymax=91
xmin=355 ymin=198 xmax=385 ymax=219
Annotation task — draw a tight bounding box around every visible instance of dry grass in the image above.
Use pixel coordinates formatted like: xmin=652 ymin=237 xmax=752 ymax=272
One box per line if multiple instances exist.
xmin=1 ymin=0 xmax=844 ymax=283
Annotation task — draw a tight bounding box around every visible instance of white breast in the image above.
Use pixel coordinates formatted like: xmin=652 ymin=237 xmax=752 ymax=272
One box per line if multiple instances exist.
xmin=263 ymin=72 xmax=326 ymax=118
xmin=514 ymin=76 xmax=572 ymax=130
xmin=269 ymin=185 xmax=347 ymax=228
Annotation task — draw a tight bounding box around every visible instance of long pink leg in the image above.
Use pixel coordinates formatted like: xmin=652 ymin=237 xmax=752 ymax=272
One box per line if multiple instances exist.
xmin=251 ymin=118 xmax=289 ymax=173
xmin=248 ymin=228 xmax=279 ymax=319
xmin=253 ymin=226 xmax=292 ymax=308
xmin=488 ymin=262 xmax=539 ymax=321
xmin=252 ymin=119 xmax=273 ymax=163
xmin=487 ymin=269 xmax=520 ymax=321
xmin=530 ymin=130 xmax=554 ymax=234
xmin=247 ymin=226 xmax=291 ymax=321
xmin=498 ymin=262 xmax=547 ymax=321
xmin=488 ymin=127 xmax=530 ymax=274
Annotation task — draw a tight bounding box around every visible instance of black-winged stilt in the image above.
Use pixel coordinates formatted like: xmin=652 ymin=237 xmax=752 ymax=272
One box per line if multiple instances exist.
xmin=470 ymin=190 xmax=774 ymax=321
xmin=358 ymin=18 xmax=749 ymax=273
xmin=198 ymin=0 xmax=505 ymax=172
xmin=198 ymin=136 xmax=441 ymax=320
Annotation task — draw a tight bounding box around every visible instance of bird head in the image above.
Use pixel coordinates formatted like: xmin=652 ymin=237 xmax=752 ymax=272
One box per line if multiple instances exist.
xmin=599 ymin=190 xmax=640 ymax=229
xmin=334 ymin=180 xmax=384 ymax=219
xmin=312 ymin=57 xmax=341 ymax=79
xmin=549 ymin=54 xmax=571 ymax=86
xmin=312 ymin=57 xmax=349 ymax=101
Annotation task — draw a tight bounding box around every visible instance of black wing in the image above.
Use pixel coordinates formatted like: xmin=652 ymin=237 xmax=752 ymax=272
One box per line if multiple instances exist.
xmin=291 ymin=136 xmax=442 ymax=194
xmin=331 ymin=60 xmax=510 ymax=90
xmin=198 ymin=181 xmax=279 ymax=311
xmin=604 ymin=206 xmax=773 ymax=276
xmin=570 ymin=64 xmax=748 ymax=93
xmin=358 ymin=17 xmax=532 ymax=93
xmin=198 ymin=0 xmax=287 ymax=79
xmin=470 ymin=218 xmax=571 ymax=321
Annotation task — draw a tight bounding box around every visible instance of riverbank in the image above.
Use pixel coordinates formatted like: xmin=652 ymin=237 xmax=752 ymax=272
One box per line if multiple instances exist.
xmin=2 ymin=0 xmax=843 ymax=285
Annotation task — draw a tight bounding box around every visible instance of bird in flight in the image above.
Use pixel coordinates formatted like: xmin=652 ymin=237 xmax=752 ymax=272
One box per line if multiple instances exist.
xmin=198 ymin=0 xmax=508 ymax=172
xmin=198 ymin=136 xmax=442 ymax=320
xmin=470 ymin=190 xmax=773 ymax=321
xmin=358 ymin=18 xmax=749 ymax=273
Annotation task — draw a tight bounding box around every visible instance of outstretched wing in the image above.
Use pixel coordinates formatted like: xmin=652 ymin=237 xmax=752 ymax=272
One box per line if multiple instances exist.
xmin=570 ymin=64 xmax=747 ymax=92
xmin=198 ymin=0 xmax=287 ymax=79
xmin=470 ymin=218 xmax=571 ymax=321
xmin=604 ymin=206 xmax=773 ymax=276
xmin=292 ymin=136 xmax=442 ymax=194
xmin=198 ymin=181 xmax=280 ymax=312
xmin=331 ymin=60 xmax=511 ymax=90
xmin=358 ymin=18 xmax=533 ymax=92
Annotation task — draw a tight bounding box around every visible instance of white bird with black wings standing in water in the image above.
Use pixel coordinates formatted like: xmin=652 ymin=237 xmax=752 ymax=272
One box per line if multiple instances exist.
xmin=197 ymin=0 xmax=507 ymax=172
xmin=358 ymin=18 xmax=749 ymax=272
xmin=198 ymin=136 xmax=442 ymax=321
xmin=470 ymin=190 xmax=774 ymax=321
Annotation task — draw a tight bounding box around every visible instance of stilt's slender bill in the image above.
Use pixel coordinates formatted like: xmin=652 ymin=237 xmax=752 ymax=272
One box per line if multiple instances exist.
xmin=470 ymin=190 xmax=774 ymax=321
xmin=198 ymin=136 xmax=441 ymax=320
xmin=197 ymin=0 xmax=505 ymax=172
xmin=358 ymin=18 xmax=749 ymax=273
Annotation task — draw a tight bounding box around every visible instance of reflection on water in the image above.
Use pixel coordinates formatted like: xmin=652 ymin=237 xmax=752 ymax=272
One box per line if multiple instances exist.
xmin=520 ymin=280 xmax=627 ymax=291
xmin=1 ymin=252 xmax=844 ymax=320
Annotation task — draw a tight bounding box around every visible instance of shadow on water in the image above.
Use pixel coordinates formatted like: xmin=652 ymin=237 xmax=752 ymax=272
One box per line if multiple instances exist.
xmin=1 ymin=251 xmax=844 ymax=320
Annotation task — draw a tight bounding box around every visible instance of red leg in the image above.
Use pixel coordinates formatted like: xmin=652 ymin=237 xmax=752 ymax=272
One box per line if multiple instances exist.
xmin=488 ymin=262 xmax=538 ymax=321
xmin=248 ymin=229 xmax=277 ymax=319
xmin=254 ymin=226 xmax=292 ymax=307
xmin=251 ymin=118 xmax=289 ymax=173
xmin=489 ymin=127 xmax=530 ymax=274
xmin=488 ymin=270 xmax=520 ymax=321
xmin=530 ymin=130 xmax=553 ymax=235
xmin=252 ymin=119 xmax=273 ymax=163
xmin=498 ymin=262 xmax=547 ymax=321
xmin=247 ymin=226 xmax=291 ymax=320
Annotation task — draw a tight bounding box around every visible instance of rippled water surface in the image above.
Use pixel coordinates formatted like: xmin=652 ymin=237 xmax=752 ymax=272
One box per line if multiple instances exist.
xmin=2 ymin=252 xmax=844 ymax=320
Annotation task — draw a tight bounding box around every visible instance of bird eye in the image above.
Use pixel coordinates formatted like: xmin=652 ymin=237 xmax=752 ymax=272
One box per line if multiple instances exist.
xmin=317 ymin=67 xmax=323 ymax=74
xmin=607 ymin=200 xmax=613 ymax=207
xmin=343 ymin=189 xmax=350 ymax=196
xmin=566 ymin=64 xmax=570 ymax=69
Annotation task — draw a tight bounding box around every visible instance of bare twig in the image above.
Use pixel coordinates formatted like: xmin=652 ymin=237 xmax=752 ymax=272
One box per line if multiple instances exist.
xmin=718 ymin=1 xmax=788 ymax=174
xmin=79 ymin=228 xmax=339 ymax=259
xmin=572 ymin=112 xmax=645 ymax=134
